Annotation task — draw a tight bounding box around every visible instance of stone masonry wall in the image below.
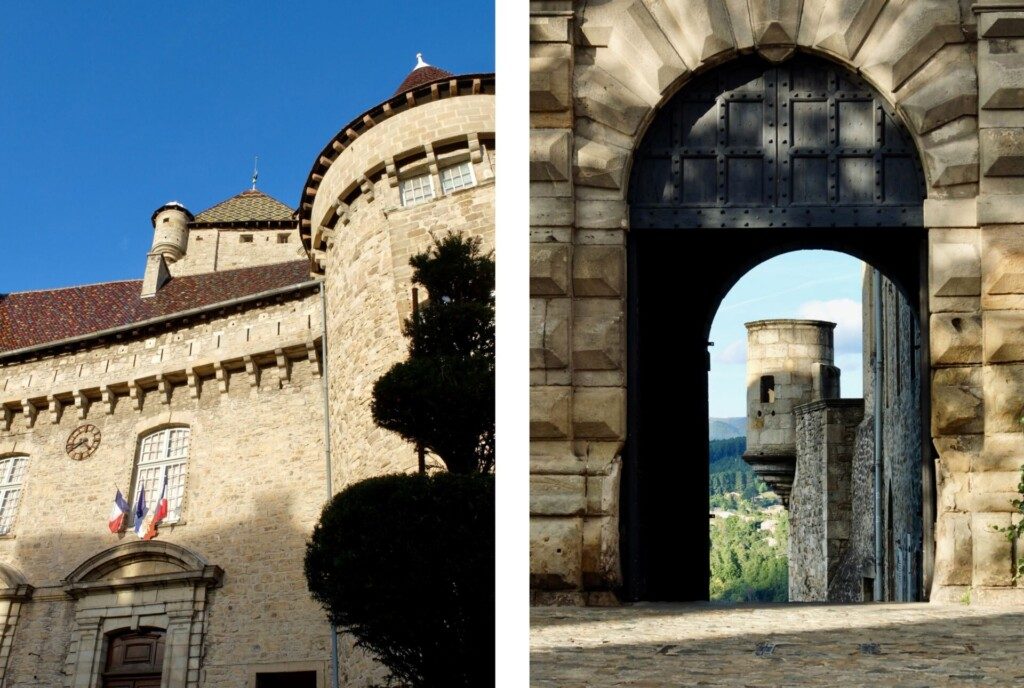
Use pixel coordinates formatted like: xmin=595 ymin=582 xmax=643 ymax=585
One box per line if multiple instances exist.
xmin=0 ymin=292 xmax=382 ymax=686
xmin=169 ymin=226 xmax=305 ymax=277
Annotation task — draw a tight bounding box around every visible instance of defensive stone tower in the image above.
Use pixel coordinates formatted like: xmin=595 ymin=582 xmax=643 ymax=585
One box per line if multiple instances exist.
xmin=743 ymin=319 xmax=840 ymax=503
xmin=149 ymin=201 xmax=193 ymax=262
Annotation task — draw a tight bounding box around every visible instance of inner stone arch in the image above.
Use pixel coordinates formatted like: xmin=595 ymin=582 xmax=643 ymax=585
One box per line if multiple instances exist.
xmin=623 ymin=54 xmax=930 ymax=603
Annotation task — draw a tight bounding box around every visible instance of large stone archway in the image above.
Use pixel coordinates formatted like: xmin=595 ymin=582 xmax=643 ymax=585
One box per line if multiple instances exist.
xmin=530 ymin=0 xmax=1024 ymax=605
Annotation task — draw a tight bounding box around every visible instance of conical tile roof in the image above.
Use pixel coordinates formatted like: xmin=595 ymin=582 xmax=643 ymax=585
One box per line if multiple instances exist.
xmin=394 ymin=54 xmax=454 ymax=96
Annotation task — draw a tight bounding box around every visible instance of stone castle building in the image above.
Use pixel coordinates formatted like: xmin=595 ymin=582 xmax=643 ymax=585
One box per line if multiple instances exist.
xmin=0 ymin=58 xmax=494 ymax=687
xmin=530 ymin=0 xmax=1024 ymax=605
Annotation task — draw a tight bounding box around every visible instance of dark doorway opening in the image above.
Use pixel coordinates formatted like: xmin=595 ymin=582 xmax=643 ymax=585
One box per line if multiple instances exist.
xmin=256 ymin=671 xmax=318 ymax=688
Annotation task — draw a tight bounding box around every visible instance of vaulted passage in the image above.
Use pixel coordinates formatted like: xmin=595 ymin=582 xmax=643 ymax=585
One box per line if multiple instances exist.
xmin=625 ymin=55 xmax=932 ymax=602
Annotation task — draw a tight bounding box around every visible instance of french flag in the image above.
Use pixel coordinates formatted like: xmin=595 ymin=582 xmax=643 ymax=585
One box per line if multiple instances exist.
xmin=107 ymin=490 xmax=128 ymax=533
xmin=144 ymin=478 xmax=169 ymax=541
xmin=132 ymin=484 xmax=148 ymax=538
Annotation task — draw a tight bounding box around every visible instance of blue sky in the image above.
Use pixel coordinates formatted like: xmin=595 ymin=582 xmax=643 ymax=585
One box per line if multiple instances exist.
xmin=0 ymin=2 xmax=494 ymax=293
xmin=708 ymin=251 xmax=866 ymax=418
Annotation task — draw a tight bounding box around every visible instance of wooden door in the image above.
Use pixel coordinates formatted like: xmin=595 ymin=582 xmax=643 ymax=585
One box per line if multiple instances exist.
xmin=102 ymin=629 xmax=165 ymax=688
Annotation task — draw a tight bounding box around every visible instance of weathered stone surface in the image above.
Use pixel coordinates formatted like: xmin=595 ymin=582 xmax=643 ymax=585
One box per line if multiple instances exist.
xmin=575 ymin=137 xmax=628 ymax=190
xmin=932 ymin=366 xmax=984 ymax=435
xmin=930 ymin=236 xmax=981 ymax=298
xmin=531 ymin=298 xmax=570 ymax=369
xmin=923 ymin=131 xmax=979 ymax=187
xmin=531 ymin=386 xmax=572 ymax=439
xmin=982 ymin=363 xmax=1024 ymax=433
xmin=972 ymin=512 xmax=1014 ymax=586
xmin=935 ymin=434 xmax=981 ymax=474
xmin=814 ymin=0 xmax=886 ymax=61
xmin=641 ymin=0 xmax=735 ymax=69
xmin=531 ymin=129 xmax=572 ymax=181
xmin=933 ymin=512 xmax=973 ymax=586
xmin=968 ymin=471 xmax=1022 ymax=512
xmin=531 ymin=242 xmax=571 ymax=296
xmin=530 ymin=474 xmax=587 ymax=516
xmin=574 ymin=64 xmax=654 ymax=136
xmin=531 ymin=45 xmax=572 ymax=115
xmin=981 ymin=128 xmax=1024 ymax=176
xmin=931 ymin=313 xmax=982 ymax=365
xmin=900 ymin=53 xmax=977 ymax=135
xmin=979 ymin=432 xmax=1024 ymax=472
xmin=581 ymin=515 xmax=621 ymax=589
xmin=530 ymin=15 xmax=570 ymax=43
xmin=573 ymin=245 xmax=624 ymax=297
xmin=585 ymin=458 xmax=621 ymax=516
xmin=923 ymin=199 xmax=977 ymax=227
xmin=572 ymin=387 xmax=625 ymax=440
xmin=982 ymin=226 xmax=1024 ymax=307
xmin=530 ymin=517 xmax=582 ymax=590
xmin=984 ymin=310 xmax=1024 ymax=362
xmin=572 ymin=299 xmax=624 ymax=371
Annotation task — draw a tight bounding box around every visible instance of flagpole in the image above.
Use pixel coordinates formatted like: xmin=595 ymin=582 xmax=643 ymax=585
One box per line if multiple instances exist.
xmin=320 ymin=281 xmax=340 ymax=688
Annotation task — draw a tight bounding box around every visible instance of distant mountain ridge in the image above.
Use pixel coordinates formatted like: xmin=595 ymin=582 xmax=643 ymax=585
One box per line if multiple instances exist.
xmin=710 ymin=416 xmax=746 ymax=440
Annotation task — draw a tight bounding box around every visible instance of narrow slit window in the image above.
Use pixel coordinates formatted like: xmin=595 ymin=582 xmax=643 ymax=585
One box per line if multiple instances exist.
xmin=760 ymin=375 xmax=775 ymax=404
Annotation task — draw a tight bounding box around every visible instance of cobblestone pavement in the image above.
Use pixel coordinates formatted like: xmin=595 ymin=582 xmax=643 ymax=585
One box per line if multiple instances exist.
xmin=531 ymin=602 xmax=1024 ymax=687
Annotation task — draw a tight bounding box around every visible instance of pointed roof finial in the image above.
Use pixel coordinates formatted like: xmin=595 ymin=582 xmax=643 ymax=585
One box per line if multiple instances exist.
xmin=251 ymin=155 xmax=259 ymax=191
xmin=415 ymin=52 xmax=429 ymax=69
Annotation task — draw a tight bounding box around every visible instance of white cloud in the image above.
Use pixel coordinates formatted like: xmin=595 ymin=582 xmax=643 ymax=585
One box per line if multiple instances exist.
xmin=715 ymin=339 xmax=746 ymax=365
xmin=797 ymin=298 xmax=862 ymax=355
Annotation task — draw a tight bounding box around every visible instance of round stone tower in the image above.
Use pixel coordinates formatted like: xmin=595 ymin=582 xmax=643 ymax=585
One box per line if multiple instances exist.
xmin=743 ymin=319 xmax=839 ymax=503
xmin=149 ymin=201 xmax=193 ymax=262
xmin=299 ymin=57 xmax=495 ymax=489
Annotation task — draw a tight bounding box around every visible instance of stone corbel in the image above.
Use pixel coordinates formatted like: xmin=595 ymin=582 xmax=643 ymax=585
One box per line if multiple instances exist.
xmin=2 ymin=406 xmax=13 ymax=431
xmin=186 ymin=368 xmax=200 ymax=400
xmin=468 ymin=133 xmax=483 ymax=163
xmin=359 ymin=174 xmax=375 ymax=203
xmin=21 ymin=400 xmax=36 ymax=429
xmin=72 ymin=389 xmax=90 ymax=420
xmin=47 ymin=395 xmax=61 ymax=424
xmin=127 ymin=380 xmax=143 ymax=411
xmin=101 ymin=385 xmax=116 ymax=414
xmin=275 ymin=348 xmax=291 ymax=387
xmin=243 ymin=355 xmax=260 ymax=391
xmin=155 ymin=374 xmax=171 ymax=405
xmin=213 ymin=361 xmax=228 ymax=393
xmin=424 ymin=143 xmax=439 ymax=177
xmin=307 ymin=340 xmax=322 ymax=378
xmin=385 ymin=156 xmax=400 ymax=188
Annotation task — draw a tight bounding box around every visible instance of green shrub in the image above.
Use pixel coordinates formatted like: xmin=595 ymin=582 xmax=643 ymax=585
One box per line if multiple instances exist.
xmin=305 ymin=472 xmax=494 ymax=687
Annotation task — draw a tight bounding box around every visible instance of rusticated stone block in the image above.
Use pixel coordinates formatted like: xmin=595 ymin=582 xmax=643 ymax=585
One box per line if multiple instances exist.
xmin=581 ymin=515 xmax=621 ymax=590
xmin=969 ymin=471 xmax=1023 ymax=512
xmin=585 ymin=458 xmax=621 ymax=516
xmin=530 ymin=517 xmax=582 ymax=590
xmin=979 ymin=39 xmax=1024 ymax=110
xmin=530 ymin=474 xmax=586 ymax=516
xmin=531 ymin=129 xmax=572 ymax=182
xmin=531 ymin=386 xmax=571 ymax=439
xmin=933 ymin=512 xmax=972 ymax=586
xmin=973 ymin=512 xmax=1014 ymax=586
xmin=530 ymin=441 xmax=583 ymax=474
xmin=574 ymin=63 xmax=651 ymax=137
xmin=530 ymin=298 xmax=569 ymax=369
xmin=937 ymin=459 xmax=969 ymax=513
xmin=935 ymin=434 xmax=981 ymax=474
xmin=930 ymin=239 xmax=981 ymax=298
xmin=981 ymin=128 xmax=1024 ymax=176
xmin=530 ymin=243 xmax=570 ymax=296
xmin=572 ymin=299 xmax=624 ymax=371
xmin=576 ymin=200 xmax=627 ymax=231
xmin=931 ymin=366 xmax=983 ymax=435
xmin=530 ymin=46 xmax=571 ymax=114
xmin=814 ymin=0 xmax=886 ymax=62
xmin=573 ymin=245 xmax=624 ymax=297
xmin=575 ymin=138 xmax=627 ymax=190
xmin=984 ymin=310 xmax=1024 ymax=363
xmin=572 ymin=387 xmax=625 ymax=440
xmin=982 ymin=227 xmax=1024 ymax=306
xmin=981 ymin=14 xmax=1024 ymax=38
xmin=922 ymin=132 xmax=979 ymax=187
xmin=530 ymin=15 xmax=569 ymax=43
xmin=900 ymin=60 xmax=976 ymax=135
xmin=930 ymin=313 xmax=982 ymax=366
xmin=979 ymin=432 xmax=1024 ymax=472
xmin=983 ymin=363 xmax=1024 ymax=434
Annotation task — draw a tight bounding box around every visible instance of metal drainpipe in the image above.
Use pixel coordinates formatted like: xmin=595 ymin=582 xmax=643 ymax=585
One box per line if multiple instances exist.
xmin=320 ymin=281 xmax=340 ymax=688
xmin=873 ymin=269 xmax=884 ymax=602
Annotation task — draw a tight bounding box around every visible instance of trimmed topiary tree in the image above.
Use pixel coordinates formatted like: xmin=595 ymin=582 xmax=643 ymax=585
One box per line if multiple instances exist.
xmin=371 ymin=233 xmax=495 ymax=474
xmin=305 ymin=472 xmax=494 ymax=687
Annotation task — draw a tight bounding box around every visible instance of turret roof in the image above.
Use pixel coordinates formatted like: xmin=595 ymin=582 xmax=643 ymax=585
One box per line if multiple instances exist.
xmin=393 ymin=55 xmax=454 ymax=96
xmin=192 ymin=189 xmax=295 ymax=225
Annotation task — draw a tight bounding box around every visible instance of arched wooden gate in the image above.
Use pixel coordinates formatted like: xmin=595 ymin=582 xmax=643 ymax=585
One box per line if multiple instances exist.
xmin=625 ymin=54 xmax=930 ymax=601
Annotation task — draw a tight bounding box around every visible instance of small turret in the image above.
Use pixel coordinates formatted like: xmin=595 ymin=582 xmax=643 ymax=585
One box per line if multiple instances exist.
xmin=150 ymin=201 xmax=193 ymax=262
xmin=743 ymin=319 xmax=840 ymax=503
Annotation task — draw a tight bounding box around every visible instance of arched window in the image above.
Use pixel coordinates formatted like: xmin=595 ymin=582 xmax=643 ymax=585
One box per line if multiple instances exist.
xmin=0 ymin=456 xmax=27 ymax=535
xmin=132 ymin=427 xmax=190 ymax=525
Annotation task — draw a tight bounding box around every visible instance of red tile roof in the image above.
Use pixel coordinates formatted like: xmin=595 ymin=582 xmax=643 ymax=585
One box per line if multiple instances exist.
xmin=0 ymin=260 xmax=313 ymax=354
xmin=192 ymin=189 xmax=296 ymax=225
xmin=394 ymin=64 xmax=454 ymax=96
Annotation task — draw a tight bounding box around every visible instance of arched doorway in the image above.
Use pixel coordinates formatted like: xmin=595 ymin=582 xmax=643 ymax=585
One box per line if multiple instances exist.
xmin=102 ymin=628 xmax=165 ymax=688
xmin=624 ymin=54 xmax=932 ymax=602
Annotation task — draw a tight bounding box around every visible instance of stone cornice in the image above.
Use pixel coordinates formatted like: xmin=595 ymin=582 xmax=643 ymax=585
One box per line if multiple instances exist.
xmin=63 ymin=566 xmax=224 ymax=600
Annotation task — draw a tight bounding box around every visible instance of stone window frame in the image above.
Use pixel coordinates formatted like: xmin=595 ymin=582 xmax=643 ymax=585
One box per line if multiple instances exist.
xmin=129 ymin=425 xmax=192 ymax=529
xmin=0 ymin=454 xmax=28 ymax=536
xmin=62 ymin=540 xmax=222 ymax=688
xmin=399 ymin=172 xmax=435 ymax=207
xmin=439 ymin=159 xmax=477 ymax=195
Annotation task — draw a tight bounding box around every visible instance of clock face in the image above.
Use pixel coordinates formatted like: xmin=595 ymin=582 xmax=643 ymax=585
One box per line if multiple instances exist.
xmin=66 ymin=424 xmax=101 ymax=460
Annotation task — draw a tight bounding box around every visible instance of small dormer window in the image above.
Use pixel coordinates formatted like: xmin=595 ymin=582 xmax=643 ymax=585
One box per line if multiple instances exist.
xmin=277 ymin=233 xmax=290 ymax=244
xmin=440 ymin=161 xmax=476 ymax=194
xmin=400 ymin=173 xmax=434 ymax=207
xmin=240 ymin=234 xmax=253 ymax=243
